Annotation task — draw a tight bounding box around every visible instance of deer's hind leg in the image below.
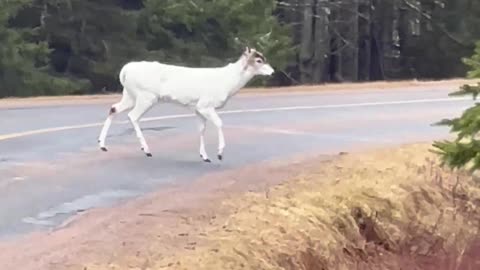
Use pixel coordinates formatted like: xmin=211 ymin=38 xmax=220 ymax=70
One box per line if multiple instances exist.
xmin=127 ymin=92 xmax=157 ymax=157
xmin=98 ymin=88 xmax=134 ymax=151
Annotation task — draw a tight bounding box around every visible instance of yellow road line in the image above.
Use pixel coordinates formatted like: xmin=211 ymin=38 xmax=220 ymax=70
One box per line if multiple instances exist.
xmin=0 ymin=97 xmax=470 ymax=142
xmin=0 ymin=123 xmax=102 ymax=141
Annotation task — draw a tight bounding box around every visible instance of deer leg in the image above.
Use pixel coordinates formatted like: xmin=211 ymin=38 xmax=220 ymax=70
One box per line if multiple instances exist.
xmin=195 ymin=110 xmax=210 ymax=162
xmin=197 ymin=107 xmax=225 ymax=161
xmin=98 ymin=88 xmax=134 ymax=151
xmin=127 ymin=94 xmax=157 ymax=157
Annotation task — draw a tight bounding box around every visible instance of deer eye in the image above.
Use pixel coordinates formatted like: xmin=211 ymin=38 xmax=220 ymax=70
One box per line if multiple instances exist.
xmin=256 ymin=58 xmax=263 ymax=64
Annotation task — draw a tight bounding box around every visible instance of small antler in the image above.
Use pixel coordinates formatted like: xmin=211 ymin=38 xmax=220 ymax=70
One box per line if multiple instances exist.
xmin=243 ymin=46 xmax=252 ymax=56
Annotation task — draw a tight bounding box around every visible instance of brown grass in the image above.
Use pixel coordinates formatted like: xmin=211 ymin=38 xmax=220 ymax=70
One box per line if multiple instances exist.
xmin=81 ymin=143 xmax=480 ymax=270
xmin=0 ymin=78 xmax=478 ymax=109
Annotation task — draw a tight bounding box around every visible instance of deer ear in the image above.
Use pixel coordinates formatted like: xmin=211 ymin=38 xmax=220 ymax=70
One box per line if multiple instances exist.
xmin=245 ymin=46 xmax=251 ymax=53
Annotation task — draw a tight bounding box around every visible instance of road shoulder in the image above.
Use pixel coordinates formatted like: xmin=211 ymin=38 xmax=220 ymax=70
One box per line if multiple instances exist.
xmin=0 ymin=78 xmax=477 ymax=109
xmin=1 ymin=142 xmax=480 ymax=269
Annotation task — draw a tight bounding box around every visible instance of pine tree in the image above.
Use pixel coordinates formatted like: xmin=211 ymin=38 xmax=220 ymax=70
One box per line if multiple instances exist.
xmin=0 ymin=0 xmax=47 ymax=97
xmin=432 ymin=41 xmax=480 ymax=171
xmin=0 ymin=0 xmax=84 ymax=97
xmin=37 ymin=0 xmax=146 ymax=93
xmin=139 ymin=0 xmax=292 ymax=85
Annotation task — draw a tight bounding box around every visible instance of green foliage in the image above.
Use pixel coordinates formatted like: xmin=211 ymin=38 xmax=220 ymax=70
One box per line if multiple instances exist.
xmin=0 ymin=0 xmax=292 ymax=96
xmin=1 ymin=0 xmax=480 ymax=97
xmin=463 ymin=41 xmax=480 ymax=79
xmin=0 ymin=0 xmax=85 ymax=97
xmin=139 ymin=0 xmax=292 ymax=71
xmin=40 ymin=0 xmax=146 ymax=92
xmin=0 ymin=0 xmax=44 ymax=96
xmin=433 ymin=41 xmax=480 ymax=172
xmin=448 ymin=83 xmax=480 ymax=99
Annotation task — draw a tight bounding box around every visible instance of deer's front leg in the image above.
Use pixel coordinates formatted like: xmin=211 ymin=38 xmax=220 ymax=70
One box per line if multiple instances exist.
xmin=195 ymin=110 xmax=210 ymax=162
xmin=197 ymin=107 xmax=225 ymax=161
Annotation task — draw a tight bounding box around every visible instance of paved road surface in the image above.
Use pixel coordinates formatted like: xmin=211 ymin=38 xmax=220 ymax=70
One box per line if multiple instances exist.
xmin=0 ymin=87 xmax=473 ymax=240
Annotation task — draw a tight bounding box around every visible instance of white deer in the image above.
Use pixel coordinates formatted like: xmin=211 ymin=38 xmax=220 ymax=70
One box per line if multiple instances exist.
xmin=97 ymin=47 xmax=274 ymax=162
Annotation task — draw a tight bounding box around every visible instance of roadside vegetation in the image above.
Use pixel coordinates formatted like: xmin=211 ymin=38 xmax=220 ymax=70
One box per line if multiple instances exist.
xmin=434 ymin=41 xmax=480 ymax=172
xmin=82 ymin=144 xmax=480 ymax=270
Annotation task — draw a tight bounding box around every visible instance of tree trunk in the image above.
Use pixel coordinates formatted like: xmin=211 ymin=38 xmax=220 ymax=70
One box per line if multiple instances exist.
xmin=358 ymin=0 xmax=372 ymax=81
xmin=312 ymin=0 xmax=329 ymax=83
xmin=339 ymin=0 xmax=359 ymax=82
xmin=299 ymin=0 xmax=315 ymax=83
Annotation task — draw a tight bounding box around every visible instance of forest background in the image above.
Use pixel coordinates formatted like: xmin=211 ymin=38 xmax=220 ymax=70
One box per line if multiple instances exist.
xmin=1 ymin=0 xmax=479 ymax=97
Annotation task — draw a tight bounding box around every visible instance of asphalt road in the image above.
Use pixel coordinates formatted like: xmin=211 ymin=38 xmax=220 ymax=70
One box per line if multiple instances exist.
xmin=0 ymin=87 xmax=473 ymax=240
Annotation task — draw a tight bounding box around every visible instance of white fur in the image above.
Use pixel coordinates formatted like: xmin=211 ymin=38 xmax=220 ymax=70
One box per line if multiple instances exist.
xmin=98 ymin=47 xmax=274 ymax=161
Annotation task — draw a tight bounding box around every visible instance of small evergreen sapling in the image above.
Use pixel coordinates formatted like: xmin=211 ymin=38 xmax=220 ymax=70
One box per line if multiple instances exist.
xmin=433 ymin=41 xmax=480 ymax=171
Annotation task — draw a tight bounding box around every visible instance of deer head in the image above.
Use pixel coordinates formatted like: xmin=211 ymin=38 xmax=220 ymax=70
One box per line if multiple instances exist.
xmin=241 ymin=47 xmax=274 ymax=76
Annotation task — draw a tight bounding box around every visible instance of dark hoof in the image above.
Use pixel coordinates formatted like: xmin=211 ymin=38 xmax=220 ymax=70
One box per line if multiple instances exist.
xmin=146 ymin=153 xmax=153 ymax=157
xmin=218 ymin=154 xmax=223 ymax=161
xmin=101 ymin=147 xmax=108 ymax=152
xmin=200 ymin=155 xmax=211 ymax=163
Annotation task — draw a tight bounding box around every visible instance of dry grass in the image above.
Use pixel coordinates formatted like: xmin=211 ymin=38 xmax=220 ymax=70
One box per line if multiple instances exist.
xmin=82 ymin=143 xmax=480 ymax=270
xmin=1 ymin=78 xmax=478 ymax=109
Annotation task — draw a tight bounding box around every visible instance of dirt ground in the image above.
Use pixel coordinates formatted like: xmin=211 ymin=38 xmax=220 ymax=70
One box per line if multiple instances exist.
xmin=0 ymin=78 xmax=478 ymax=109
xmin=0 ymin=143 xmax=480 ymax=270
xmin=0 ymin=150 xmax=325 ymax=270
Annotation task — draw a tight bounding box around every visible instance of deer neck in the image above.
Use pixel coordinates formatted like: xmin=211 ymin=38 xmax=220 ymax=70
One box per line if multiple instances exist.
xmin=224 ymin=56 xmax=255 ymax=97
